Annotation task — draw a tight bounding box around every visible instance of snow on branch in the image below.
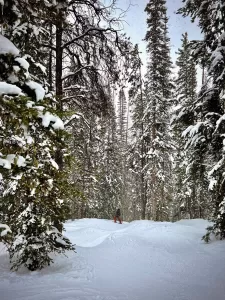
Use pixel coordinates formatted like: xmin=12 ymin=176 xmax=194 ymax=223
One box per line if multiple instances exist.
xmin=0 ymin=34 xmax=19 ymax=56
xmin=64 ymin=113 xmax=90 ymax=128
xmin=26 ymin=81 xmax=45 ymax=101
xmin=0 ymin=224 xmax=11 ymax=237
xmin=61 ymin=65 xmax=92 ymax=81
xmin=0 ymin=154 xmax=26 ymax=170
xmin=214 ymin=114 xmax=225 ymax=133
xmin=0 ymin=82 xmax=21 ymax=96
xmin=40 ymin=111 xmax=64 ymax=130
xmin=182 ymin=122 xmax=203 ymax=138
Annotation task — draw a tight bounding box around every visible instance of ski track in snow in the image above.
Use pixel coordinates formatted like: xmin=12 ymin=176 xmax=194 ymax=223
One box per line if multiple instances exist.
xmin=1 ymin=218 xmax=225 ymax=300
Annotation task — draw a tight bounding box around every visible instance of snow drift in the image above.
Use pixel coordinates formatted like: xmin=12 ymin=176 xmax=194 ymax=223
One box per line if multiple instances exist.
xmin=0 ymin=218 xmax=225 ymax=300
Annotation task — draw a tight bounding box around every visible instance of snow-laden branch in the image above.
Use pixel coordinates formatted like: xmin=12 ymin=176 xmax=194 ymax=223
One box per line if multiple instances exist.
xmin=61 ymin=65 xmax=92 ymax=81
xmin=40 ymin=44 xmax=56 ymax=51
xmin=64 ymin=113 xmax=90 ymax=128
xmin=0 ymin=224 xmax=12 ymax=237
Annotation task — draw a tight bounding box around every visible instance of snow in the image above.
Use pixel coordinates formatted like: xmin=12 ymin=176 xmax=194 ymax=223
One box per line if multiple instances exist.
xmin=64 ymin=113 xmax=80 ymax=126
xmin=55 ymin=237 xmax=69 ymax=246
xmin=35 ymin=63 xmax=47 ymax=75
xmin=209 ymin=47 xmax=225 ymax=73
xmin=0 ymin=34 xmax=20 ymax=56
xmin=208 ymin=178 xmax=217 ymax=191
xmin=0 ymin=158 xmax=11 ymax=169
xmin=215 ymin=114 xmax=225 ymax=132
xmin=26 ymin=100 xmax=35 ymax=108
xmin=0 ymin=154 xmax=26 ymax=169
xmin=182 ymin=125 xmax=192 ymax=137
xmin=40 ymin=111 xmax=64 ymax=129
xmin=208 ymin=157 xmax=224 ymax=177
xmin=16 ymin=156 xmax=26 ymax=167
xmin=1 ymin=218 xmax=225 ymax=300
xmin=0 ymin=82 xmax=21 ymax=96
xmin=0 ymin=224 xmax=11 ymax=237
xmin=15 ymin=57 xmax=30 ymax=71
xmin=26 ymin=81 xmax=45 ymax=101
xmin=189 ymin=122 xmax=202 ymax=137
xmin=50 ymin=158 xmax=59 ymax=170
xmin=8 ymin=73 xmax=19 ymax=83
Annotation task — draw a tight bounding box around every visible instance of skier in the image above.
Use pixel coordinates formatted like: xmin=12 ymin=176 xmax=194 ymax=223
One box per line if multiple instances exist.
xmin=114 ymin=208 xmax=122 ymax=224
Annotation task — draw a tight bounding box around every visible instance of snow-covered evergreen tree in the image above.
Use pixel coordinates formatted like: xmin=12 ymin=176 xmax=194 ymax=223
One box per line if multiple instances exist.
xmin=144 ymin=0 xmax=173 ymax=220
xmin=117 ymin=89 xmax=127 ymax=145
xmin=0 ymin=0 xmax=58 ymax=83
xmin=128 ymin=44 xmax=147 ymax=220
xmin=0 ymin=34 xmax=75 ymax=270
xmin=172 ymin=32 xmax=208 ymax=220
xmin=116 ymin=88 xmax=129 ymax=217
xmin=93 ymin=103 xmax=123 ymax=219
xmin=178 ymin=0 xmax=225 ymax=240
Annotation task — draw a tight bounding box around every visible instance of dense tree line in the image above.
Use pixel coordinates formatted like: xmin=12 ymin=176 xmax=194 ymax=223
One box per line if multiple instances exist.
xmin=125 ymin=0 xmax=225 ymax=241
xmin=0 ymin=0 xmax=131 ymax=270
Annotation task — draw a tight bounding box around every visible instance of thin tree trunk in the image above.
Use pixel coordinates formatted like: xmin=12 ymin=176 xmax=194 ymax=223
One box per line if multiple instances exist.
xmin=202 ymin=63 xmax=205 ymax=85
xmin=140 ymin=65 xmax=147 ymax=220
xmin=151 ymin=96 xmax=157 ymax=220
xmin=55 ymin=17 xmax=64 ymax=169
xmin=56 ymin=19 xmax=63 ymax=109
xmin=48 ymin=24 xmax=53 ymax=91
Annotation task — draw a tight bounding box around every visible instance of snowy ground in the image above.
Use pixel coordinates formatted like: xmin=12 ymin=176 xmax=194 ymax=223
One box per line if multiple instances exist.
xmin=1 ymin=219 xmax=225 ymax=300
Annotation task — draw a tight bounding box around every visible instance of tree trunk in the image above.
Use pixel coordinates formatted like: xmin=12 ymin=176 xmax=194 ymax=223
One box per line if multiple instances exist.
xmin=55 ymin=17 xmax=64 ymax=169
xmin=140 ymin=66 xmax=147 ymax=220
xmin=48 ymin=24 xmax=53 ymax=91
xmin=56 ymin=19 xmax=63 ymax=109
xmin=151 ymin=96 xmax=157 ymax=220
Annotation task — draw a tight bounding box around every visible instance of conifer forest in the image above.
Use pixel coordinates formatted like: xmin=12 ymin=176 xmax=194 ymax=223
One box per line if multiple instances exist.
xmin=1 ymin=0 xmax=225 ymax=272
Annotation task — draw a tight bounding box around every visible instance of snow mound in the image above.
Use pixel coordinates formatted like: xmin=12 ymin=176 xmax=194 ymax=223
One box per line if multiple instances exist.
xmin=0 ymin=34 xmax=20 ymax=56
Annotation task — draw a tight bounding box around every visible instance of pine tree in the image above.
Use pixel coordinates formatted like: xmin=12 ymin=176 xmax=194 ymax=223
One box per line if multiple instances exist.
xmin=128 ymin=44 xmax=147 ymax=220
xmin=172 ymin=32 xmax=207 ymax=220
xmin=116 ymin=88 xmax=128 ymax=216
xmin=144 ymin=0 xmax=173 ymax=220
xmin=178 ymin=0 xmax=225 ymax=240
xmin=0 ymin=0 xmax=58 ymax=83
xmin=0 ymin=34 xmax=75 ymax=270
xmin=117 ymin=89 xmax=127 ymax=145
xmin=93 ymin=102 xmax=123 ymax=219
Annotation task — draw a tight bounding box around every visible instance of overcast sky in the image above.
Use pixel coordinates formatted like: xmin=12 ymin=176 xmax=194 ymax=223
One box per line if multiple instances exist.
xmin=114 ymin=0 xmax=202 ymax=65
